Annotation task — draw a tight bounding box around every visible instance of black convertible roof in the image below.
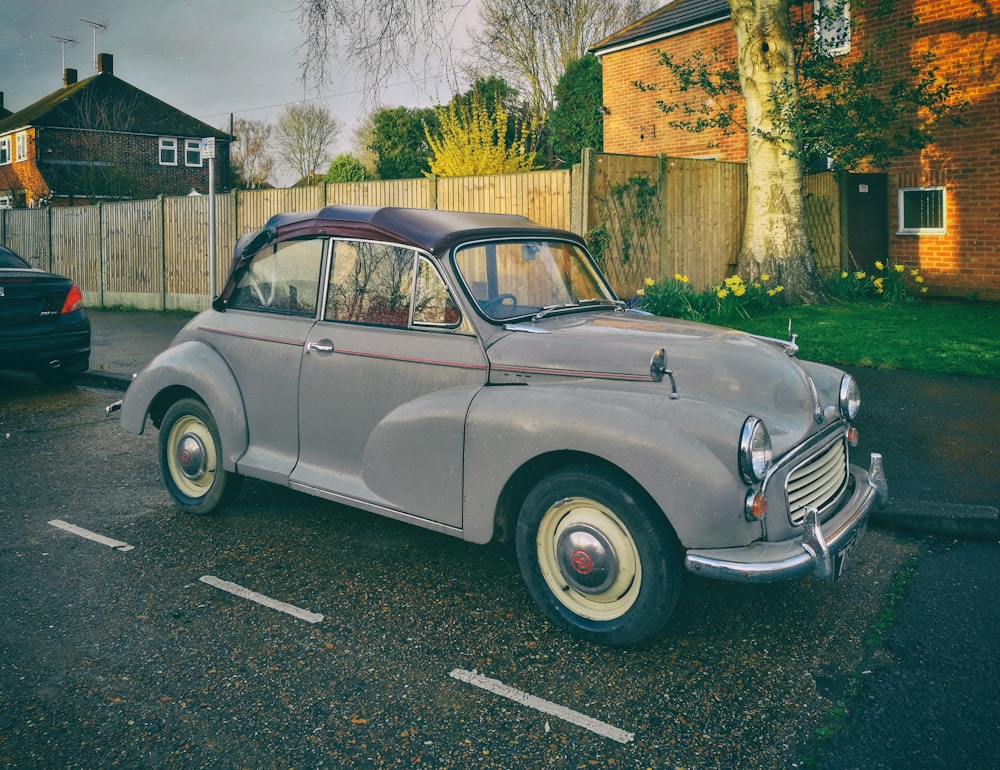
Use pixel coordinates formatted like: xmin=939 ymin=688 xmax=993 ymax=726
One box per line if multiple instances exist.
xmin=249 ymin=205 xmax=578 ymax=258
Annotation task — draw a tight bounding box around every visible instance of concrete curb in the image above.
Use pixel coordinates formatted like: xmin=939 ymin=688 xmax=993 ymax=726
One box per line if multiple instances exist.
xmin=872 ymin=500 xmax=1000 ymax=540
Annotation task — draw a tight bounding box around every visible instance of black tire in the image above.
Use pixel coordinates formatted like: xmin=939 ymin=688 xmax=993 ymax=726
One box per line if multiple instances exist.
xmin=158 ymin=398 xmax=241 ymax=515
xmin=515 ymin=465 xmax=682 ymax=647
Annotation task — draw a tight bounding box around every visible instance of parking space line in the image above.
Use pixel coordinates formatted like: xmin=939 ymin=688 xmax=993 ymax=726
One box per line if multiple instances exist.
xmin=449 ymin=668 xmax=635 ymax=744
xmin=199 ymin=575 xmax=324 ymax=624
xmin=48 ymin=519 xmax=135 ymax=552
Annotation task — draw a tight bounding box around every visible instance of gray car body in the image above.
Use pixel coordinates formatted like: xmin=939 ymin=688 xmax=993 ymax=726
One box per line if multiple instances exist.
xmin=119 ymin=205 xmax=885 ymax=583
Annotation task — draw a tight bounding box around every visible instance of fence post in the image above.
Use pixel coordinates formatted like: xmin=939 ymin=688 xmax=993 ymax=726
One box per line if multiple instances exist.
xmin=659 ymin=154 xmax=670 ymax=282
xmin=98 ymin=202 xmax=105 ymax=307
xmin=579 ymin=148 xmax=594 ymax=237
xmin=159 ymin=195 xmax=167 ymax=311
xmin=46 ymin=206 xmax=53 ymax=272
xmin=428 ymin=174 xmax=438 ymax=210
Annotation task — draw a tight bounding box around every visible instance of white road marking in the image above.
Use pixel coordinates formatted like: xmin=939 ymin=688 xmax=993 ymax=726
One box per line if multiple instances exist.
xmin=48 ymin=519 xmax=135 ymax=552
xmin=449 ymin=668 xmax=635 ymax=744
xmin=199 ymin=575 xmax=324 ymax=624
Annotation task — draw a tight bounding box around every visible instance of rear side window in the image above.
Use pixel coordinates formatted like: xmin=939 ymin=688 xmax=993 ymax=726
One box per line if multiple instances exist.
xmin=228 ymin=238 xmax=324 ymax=315
xmin=0 ymin=246 xmax=31 ymax=269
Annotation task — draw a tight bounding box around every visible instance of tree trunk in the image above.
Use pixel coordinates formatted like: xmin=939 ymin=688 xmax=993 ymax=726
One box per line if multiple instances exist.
xmin=728 ymin=0 xmax=826 ymax=303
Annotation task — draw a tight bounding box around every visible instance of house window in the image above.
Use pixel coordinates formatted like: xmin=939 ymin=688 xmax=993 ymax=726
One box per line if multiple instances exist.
xmin=0 ymin=137 xmax=9 ymax=165
xmin=15 ymin=132 xmax=27 ymax=162
xmin=815 ymin=0 xmax=850 ymax=56
xmin=898 ymin=187 xmax=946 ymax=235
xmin=185 ymin=139 xmax=202 ymax=167
xmin=159 ymin=137 xmax=178 ymax=165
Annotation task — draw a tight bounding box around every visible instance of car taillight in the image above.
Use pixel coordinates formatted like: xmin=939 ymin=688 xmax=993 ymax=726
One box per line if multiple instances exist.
xmin=61 ymin=284 xmax=84 ymax=314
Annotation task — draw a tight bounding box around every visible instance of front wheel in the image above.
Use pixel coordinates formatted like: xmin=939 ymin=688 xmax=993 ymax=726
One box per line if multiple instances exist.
xmin=515 ymin=466 xmax=682 ymax=647
xmin=159 ymin=398 xmax=241 ymax=514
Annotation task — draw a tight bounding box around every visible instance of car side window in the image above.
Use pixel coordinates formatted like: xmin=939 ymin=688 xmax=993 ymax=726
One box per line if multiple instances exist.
xmin=229 ymin=238 xmax=324 ymax=315
xmin=413 ymin=256 xmax=461 ymax=327
xmin=326 ymin=240 xmax=415 ymax=327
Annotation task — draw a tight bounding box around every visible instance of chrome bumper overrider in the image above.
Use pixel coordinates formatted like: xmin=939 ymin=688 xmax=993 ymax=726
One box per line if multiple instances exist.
xmin=684 ymin=453 xmax=888 ymax=584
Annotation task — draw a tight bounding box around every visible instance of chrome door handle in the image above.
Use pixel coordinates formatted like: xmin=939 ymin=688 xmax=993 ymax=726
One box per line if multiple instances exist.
xmin=305 ymin=340 xmax=334 ymax=354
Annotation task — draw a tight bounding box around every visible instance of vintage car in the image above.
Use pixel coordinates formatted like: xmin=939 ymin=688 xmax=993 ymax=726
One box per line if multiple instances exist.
xmin=115 ymin=205 xmax=888 ymax=646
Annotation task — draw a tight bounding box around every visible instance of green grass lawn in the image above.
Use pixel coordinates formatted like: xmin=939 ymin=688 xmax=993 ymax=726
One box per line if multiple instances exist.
xmin=725 ymin=301 xmax=999 ymax=379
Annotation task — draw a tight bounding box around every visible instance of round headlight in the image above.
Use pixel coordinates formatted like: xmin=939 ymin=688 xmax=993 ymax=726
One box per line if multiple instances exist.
xmin=839 ymin=374 xmax=861 ymax=421
xmin=739 ymin=417 xmax=773 ymax=484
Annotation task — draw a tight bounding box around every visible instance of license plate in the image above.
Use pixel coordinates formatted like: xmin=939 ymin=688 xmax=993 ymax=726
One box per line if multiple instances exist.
xmin=833 ymin=520 xmax=867 ymax=581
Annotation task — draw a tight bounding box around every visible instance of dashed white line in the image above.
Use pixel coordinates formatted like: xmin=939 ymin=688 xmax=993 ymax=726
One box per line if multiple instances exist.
xmin=449 ymin=668 xmax=635 ymax=744
xmin=48 ymin=519 xmax=135 ymax=552
xmin=199 ymin=575 xmax=324 ymax=624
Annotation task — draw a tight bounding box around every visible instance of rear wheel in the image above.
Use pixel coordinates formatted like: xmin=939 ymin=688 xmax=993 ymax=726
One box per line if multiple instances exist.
xmin=516 ymin=466 xmax=682 ymax=647
xmin=159 ymin=398 xmax=241 ymax=514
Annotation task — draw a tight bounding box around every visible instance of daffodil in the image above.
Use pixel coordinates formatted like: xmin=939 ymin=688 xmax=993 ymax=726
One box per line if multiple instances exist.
xmin=644 ymin=277 xmax=655 ymax=287
xmin=760 ymin=274 xmax=770 ymax=282
xmin=875 ymin=261 xmax=884 ymax=271
xmin=915 ymin=275 xmax=924 ymax=283
xmin=855 ymin=271 xmax=867 ymax=280
xmin=911 ymin=269 xmax=920 ymax=277
xmin=841 ymin=271 xmax=849 ymax=279
xmin=894 ymin=264 xmax=906 ymax=273
xmin=636 ymin=289 xmax=645 ymax=296
xmin=733 ymin=285 xmax=746 ymax=297
xmin=717 ymin=288 xmax=729 ymax=299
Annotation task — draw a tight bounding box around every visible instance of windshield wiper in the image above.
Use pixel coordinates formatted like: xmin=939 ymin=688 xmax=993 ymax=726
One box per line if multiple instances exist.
xmin=531 ymin=298 xmax=622 ymax=321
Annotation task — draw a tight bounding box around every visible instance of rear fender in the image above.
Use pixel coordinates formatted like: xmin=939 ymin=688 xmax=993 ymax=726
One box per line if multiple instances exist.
xmin=119 ymin=340 xmax=248 ymax=471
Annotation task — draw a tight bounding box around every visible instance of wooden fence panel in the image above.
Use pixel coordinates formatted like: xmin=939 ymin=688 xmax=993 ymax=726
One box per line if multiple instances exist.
xmin=50 ymin=207 xmax=101 ymax=294
xmin=437 ymin=171 xmax=571 ymax=229
xmin=236 ymin=187 xmax=325 ymax=235
xmin=662 ymin=158 xmax=746 ymax=290
xmin=803 ymin=172 xmax=841 ymax=274
xmin=161 ymin=196 xmax=238 ymax=306
xmin=101 ymin=200 xmax=163 ymax=309
xmin=325 ymin=178 xmax=430 ymax=209
xmin=3 ymin=209 xmax=50 ymax=269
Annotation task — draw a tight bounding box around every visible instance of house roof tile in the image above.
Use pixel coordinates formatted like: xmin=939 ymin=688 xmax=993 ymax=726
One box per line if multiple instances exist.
xmin=590 ymin=0 xmax=730 ymax=55
xmin=0 ymin=71 xmax=229 ymax=139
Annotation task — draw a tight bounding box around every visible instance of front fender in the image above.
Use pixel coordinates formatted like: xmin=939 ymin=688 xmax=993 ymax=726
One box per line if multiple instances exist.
xmin=120 ymin=340 xmax=248 ymax=472
xmin=463 ymin=381 xmax=758 ymax=548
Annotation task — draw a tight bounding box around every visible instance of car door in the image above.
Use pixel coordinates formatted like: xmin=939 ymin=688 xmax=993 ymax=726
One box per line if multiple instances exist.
xmin=291 ymin=240 xmax=487 ymax=529
xmin=202 ymin=236 xmax=325 ymax=483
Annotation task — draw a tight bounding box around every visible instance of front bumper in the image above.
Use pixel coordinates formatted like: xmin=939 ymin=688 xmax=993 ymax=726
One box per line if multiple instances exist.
xmin=684 ymin=452 xmax=888 ymax=583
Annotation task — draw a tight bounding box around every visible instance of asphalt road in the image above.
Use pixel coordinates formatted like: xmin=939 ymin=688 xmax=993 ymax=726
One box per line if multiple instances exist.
xmin=1 ymin=373 xmax=997 ymax=769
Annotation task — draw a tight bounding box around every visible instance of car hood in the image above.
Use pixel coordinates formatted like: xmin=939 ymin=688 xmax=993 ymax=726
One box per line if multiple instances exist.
xmin=485 ymin=310 xmax=827 ymax=448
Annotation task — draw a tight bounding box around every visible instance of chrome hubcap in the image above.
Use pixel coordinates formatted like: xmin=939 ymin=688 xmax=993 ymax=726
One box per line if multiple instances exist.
xmin=175 ymin=433 xmax=207 ymax=480
xmin=556 ymin=523 xmax=618 ymax=594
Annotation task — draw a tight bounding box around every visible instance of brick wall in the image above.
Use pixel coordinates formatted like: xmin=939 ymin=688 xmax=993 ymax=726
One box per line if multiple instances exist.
xmin=600 ymin=1 xmax=1000 ymax=299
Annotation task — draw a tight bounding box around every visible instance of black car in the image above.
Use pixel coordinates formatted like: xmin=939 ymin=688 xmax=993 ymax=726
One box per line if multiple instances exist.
xmin=0 ymin=244 xmax=90 ymax=383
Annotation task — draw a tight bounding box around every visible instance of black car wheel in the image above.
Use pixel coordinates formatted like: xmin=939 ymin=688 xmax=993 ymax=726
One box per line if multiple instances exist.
xmin=516 ymin=465 xmax=682 ymax=647
xmin=159 ymin=398 xmax=241 ymax=514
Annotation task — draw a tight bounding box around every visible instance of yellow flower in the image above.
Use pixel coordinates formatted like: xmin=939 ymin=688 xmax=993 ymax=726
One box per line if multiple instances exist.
xmin=874 ymin=277 xmax=884 ymax=289
xmin=680 ymin=275 xmax=689 ymax=283
xmin=752 ymin=282 xmax=761 ymax=290
xmin=717 ymin=288 xmax=729 ymax=299
xmin=774 ymin=285 xmax=784 ymax=293
xmin=894 ymin=264 xmax=906 ymax=273
xmin=915 ymin=275 xmax=925 ymax=283
xmin=767 ymin=288 xmax=777 ymax=297
xmin=841 ymin=271 xmax=849 ymax=279
xmin=733 ymin=285 xmax=746 ymax=297
xmin=911 ymin=269 xmax=920 ymax=277
xmin=760 ymin=274 xmax=770 ymax=282
xmin=876 ymin=287 xmax=884 ymax=294
xmin=875 ymin=261 xmax=884 ymax=271
xmin=920 ymin=287 xmax=928 ymax=293
xmin=855 ymin=271 xmax=867 ymax=280
xmin=644 ymin=277 xmax=655 ymax=287
xmin=636 ymin=289 xmax=645 ymax=296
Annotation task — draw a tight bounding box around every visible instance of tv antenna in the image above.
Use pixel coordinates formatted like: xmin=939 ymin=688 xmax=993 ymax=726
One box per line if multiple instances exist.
xmin=80 ymin=18 xmax=109 ymax=71
xmin=50 ymin=34 xmax=78 ymax=74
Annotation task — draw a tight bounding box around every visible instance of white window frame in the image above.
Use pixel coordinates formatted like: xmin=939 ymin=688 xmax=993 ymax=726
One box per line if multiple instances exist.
xmin=0 ymin=137 xmax=10 ymax=165
xmin=0 ymin=196 xmax=12 ymax=209
xmin=184 ymin=139 xmax=203 ymax=167
xmin=897 ymin=186 xmax=947 ymax=236
xmin=159 ymin=137 xmax=178 ymax=166
xmin=815 ymin=0 xmax=851 ymax=56
xmin=15 ymin=132 xmax=27 ymax=162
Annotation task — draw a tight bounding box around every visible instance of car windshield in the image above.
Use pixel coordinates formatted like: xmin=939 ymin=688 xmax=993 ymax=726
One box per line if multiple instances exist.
xmin=0 ymin=246 xmax=32 ymax=269
xmin=453 ymin=239 xmax=618 ymax=321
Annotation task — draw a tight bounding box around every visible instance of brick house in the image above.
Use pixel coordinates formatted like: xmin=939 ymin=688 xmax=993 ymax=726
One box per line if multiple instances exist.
xmin=0 ymin=53 xmax=231 ymax=208
xmin=591 ymin=0 xmax=1000 ymax=299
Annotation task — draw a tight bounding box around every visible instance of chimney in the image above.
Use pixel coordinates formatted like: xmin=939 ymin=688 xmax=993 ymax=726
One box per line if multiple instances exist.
xmin=64 ymin=68 xmax=78 ymax=87
xmin=97 ymin=53 xmax=113 ymax=75
xmin=0 ymin=92 xmax=4 ymax=112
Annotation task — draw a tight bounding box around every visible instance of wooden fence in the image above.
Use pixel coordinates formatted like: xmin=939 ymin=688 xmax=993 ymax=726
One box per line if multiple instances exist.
xmin=0 ymin=160 xmax=841 ymax=310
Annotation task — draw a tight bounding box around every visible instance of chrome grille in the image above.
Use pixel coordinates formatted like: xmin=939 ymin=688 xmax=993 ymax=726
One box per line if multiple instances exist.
xmin=786 ymin=439 xmax=849 ymax=525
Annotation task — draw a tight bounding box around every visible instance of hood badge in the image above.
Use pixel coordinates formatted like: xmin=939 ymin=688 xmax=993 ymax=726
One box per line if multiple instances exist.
xmin=650 ymin=348 xmax=680 ymax=399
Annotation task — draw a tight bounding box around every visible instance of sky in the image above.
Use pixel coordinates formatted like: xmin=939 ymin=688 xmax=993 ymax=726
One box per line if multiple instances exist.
xmin=0 ymin=0 xmax=479 ymax=184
